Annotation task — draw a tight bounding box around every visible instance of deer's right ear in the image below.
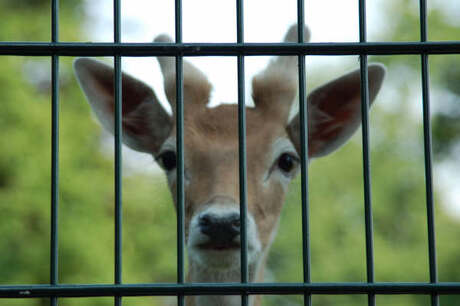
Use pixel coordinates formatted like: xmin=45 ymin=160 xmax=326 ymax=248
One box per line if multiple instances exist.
xmin=73 ymin=58 xmax=172 ymax=154
xmin=287 ymin=64 xmax=385 ymax=158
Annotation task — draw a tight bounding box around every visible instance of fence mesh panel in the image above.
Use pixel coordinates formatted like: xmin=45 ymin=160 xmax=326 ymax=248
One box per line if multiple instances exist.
xmin=0 ymin=0 xmax=460 ymax=306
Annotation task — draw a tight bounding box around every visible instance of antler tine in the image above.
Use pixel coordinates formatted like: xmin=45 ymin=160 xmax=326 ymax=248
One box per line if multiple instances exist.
xmin=275 ymin=24 xmax=311 ymax=69
xmin=154 ymin=34 xmax=212 ymax=113
xmin=154 ymin=34 xmax=175 ymax=80
xmin=252 ymin=24 xmax=310 ymax=122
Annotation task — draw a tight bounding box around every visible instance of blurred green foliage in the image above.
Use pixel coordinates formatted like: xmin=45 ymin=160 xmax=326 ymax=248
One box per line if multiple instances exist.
xmin=0 ymin=1 xmax=459 ymax=306
xmin=374 ymin=0 xmax=460 ymax=163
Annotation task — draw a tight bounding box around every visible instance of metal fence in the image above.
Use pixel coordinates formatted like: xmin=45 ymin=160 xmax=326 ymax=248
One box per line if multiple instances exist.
xmin=0 ymin=0 xmax=460 ymax=306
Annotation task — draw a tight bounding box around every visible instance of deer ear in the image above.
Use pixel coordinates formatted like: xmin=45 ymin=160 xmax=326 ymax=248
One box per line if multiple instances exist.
xmin=287 ymin=64 xmax=386 ymax=158
xmin=73 ymin=58 xmax=172 ymax=154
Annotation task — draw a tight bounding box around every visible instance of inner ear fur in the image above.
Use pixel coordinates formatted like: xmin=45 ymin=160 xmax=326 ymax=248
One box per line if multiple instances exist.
xmin=73 ymin=58 xmax=171 ymax=154
xmin=287 ymin=63 xmax=386 ymax=158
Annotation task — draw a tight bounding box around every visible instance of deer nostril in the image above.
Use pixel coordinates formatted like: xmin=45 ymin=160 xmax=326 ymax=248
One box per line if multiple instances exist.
xmin=199 ymin=214 xmax=211 ymax=227
xmin=229 ymin=215 xmax=241 ymax=233
xmin=198 ymin=213 xmax=217 ymax=237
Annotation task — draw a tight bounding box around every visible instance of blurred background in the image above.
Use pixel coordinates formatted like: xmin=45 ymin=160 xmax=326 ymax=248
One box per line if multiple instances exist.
xmin=0 ymin=0 xmax=459 ymax=305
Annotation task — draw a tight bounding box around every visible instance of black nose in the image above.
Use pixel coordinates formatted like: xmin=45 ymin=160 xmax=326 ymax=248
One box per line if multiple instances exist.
xmin=199 ymin=212 xmax=241 ymax=247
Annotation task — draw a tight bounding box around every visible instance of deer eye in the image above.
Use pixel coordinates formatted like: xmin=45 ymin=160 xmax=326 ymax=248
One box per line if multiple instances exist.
xmin=277 ymin=153 xmax=299 ymax=174
xmin=157 ymin=150 xmax=177 ymax=171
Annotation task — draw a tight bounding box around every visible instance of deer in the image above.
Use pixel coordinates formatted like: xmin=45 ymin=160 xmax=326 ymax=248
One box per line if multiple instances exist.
xmin=73 ymin=25 xmax=385 ymax=306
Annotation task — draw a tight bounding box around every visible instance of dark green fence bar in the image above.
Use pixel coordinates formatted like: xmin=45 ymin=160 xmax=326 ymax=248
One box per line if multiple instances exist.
xmin=296 ymin=1 xmax=312 ymax=306
xmin=50 ymin=1 xmax=59 ymax=306
xmin=236 ymin=1 xmax=249 ymax=305
xmin=113 ymin=1 xmax=123 ymax=306
xmin=175 ymin=1 xmax=185 ymax=306
xmin=360 ymin=56 xmax=376 ymax=306
xmin=358 ymin=1 xmax=376 ymax=306
xmin=1 ymin=41 xmax=460 ymax=56
xmin=2 ymin=282 xmax=460 ymax=298
xmin=419 ymin=1 xmax=439 ymax=306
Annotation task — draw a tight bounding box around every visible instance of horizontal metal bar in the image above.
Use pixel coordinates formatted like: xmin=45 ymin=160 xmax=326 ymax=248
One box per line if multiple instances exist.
xmin=0 ymin=41 xmax=459 ymax=56
xmin=1 ymin=283 xmax=460 ymax=298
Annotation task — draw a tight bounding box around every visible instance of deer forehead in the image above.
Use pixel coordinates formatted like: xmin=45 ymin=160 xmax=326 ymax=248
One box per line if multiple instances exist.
xmin=176 ymin=105 xmax=290 ymax=166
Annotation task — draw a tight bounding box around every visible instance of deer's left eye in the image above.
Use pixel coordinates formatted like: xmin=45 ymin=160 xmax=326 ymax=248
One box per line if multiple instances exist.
xmin=277 ymin=153 xmax=299 ymax=174
xmin=157 ymin=150 xmax=177 ymax=171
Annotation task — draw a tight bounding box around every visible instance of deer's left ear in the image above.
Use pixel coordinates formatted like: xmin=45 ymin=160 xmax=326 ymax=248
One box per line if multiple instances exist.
xmin=287 ymin=64 xmax=386 ymax=158
xmin=74 ymin=58 xmax=172 ymax=154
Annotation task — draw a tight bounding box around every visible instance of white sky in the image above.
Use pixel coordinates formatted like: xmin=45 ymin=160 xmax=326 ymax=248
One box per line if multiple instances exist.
xmin=82 ymin=0 xmax=460 ymax=217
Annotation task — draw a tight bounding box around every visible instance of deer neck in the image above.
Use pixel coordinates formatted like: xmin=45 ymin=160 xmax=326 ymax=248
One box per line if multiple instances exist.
xmin=185 ymin=256 xmax=266 ymax=306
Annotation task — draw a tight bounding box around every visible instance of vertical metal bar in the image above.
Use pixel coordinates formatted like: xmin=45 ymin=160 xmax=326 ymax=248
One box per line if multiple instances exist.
xmin=114 ymin=0 xmax=122 ymax=305
xmin=236 ymin=1 xmax=249 ymax=306
xmin=419 ymin=1 xmax=439 ymax=305
xmin=175 ymin=1 xmax=185 ymax=306
xmin=358 ymin=0 xmax=367 ymax=44
xmin=419 ymin=0 xmax=428 ymax=43
xmin=297 ymin=1 xmax=311 ymax=306
xmin=360 ymin=55 xmax=376 ymax=306
xmin=50 ymin=1 xmax=59 ymax=306
xmin=358 ymin=1 xmax=376 ymax=306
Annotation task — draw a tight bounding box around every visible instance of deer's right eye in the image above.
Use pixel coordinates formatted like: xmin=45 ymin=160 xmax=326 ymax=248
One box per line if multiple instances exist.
xmin=276 ymin=152 xmax=299 ymax=176
xmin=157 ymin=150 xmax=177 ymax=171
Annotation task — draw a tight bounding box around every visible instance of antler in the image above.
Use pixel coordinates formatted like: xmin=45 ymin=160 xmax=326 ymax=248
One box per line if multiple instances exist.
xmin=251 ymin=24 xmax=310 ymax=122
xmin=154 ymin=35 xmax=212 ymax=113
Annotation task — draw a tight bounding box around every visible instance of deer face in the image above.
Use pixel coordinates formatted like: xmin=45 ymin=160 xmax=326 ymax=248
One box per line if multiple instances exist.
xmin=74 ymin=25 xmax=385 ymax=277
xmin=158 ymin=106 xmax=300 ymax=270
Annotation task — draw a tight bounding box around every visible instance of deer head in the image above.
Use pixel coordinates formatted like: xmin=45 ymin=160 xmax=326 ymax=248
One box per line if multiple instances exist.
xmin=74 ymin=25 xmax=385 ymax=306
